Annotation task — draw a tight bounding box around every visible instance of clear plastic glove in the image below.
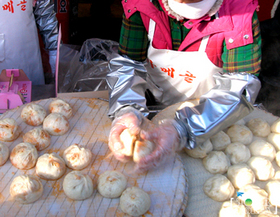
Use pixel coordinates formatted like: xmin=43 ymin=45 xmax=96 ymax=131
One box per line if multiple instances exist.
xmin=108 ymin=107 xmax=143 ymax=162
xmin=48 ymin=50 xmax=57 ymax=78
xmin=135 ymin=119 xmax=183 ymax=172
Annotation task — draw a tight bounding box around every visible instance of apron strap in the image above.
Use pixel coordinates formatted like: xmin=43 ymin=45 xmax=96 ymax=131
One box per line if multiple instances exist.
xmin=148 ymin=19 xmax=156 ymax=41
xmin=198 ymin=35 xmax=210 ymax=52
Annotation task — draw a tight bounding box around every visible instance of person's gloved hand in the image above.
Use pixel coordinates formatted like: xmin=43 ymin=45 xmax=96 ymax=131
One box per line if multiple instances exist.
xmin=48 ymin=49 xmax=57 ymax=78
xmin=108 ymin=107 xmax=143 ymax=163
xmin=135 ymin=119 xmax=184 ymax=172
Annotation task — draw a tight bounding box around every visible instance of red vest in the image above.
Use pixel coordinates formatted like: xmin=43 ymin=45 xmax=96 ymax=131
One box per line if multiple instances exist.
xmin=122 ymin=0 xmax=258 ymax=67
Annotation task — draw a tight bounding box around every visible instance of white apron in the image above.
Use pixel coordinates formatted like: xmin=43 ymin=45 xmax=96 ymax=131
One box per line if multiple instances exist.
xmin=146 ymin=19 xmax=222 ymax=105
xmin=0 ymin=0 xmax=45 ymax=85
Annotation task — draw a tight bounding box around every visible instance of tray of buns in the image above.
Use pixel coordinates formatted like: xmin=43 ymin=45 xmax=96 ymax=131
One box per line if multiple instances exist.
xmin=0 ymin=97 xmax=188 ymax=217
xmin=152 ymin=101 xmax=280 ymax=217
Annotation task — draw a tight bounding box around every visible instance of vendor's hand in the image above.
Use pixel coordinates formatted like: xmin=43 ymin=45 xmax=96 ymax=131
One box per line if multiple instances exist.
xmin=108 ymin=107 xmax=143 ymax=162
xmin=135 ymin=119 xmax=181 ymax=172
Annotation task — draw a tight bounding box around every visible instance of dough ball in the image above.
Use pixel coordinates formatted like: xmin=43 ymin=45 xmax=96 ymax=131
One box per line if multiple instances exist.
xmin=265 ymin=180 xmax=280 ymax=208
xmin=227 ymin=163 xmax=255 ymax=189
xmin=238 ymin=184 xmax=268 ymax=214
xmin=184 ymin=139 xmax=213 ymax=159
xmin=133 ymin=140 xmax=155 ymax=163
xmin=258 ymin=210 xmax=280 ymax=217
xmin=203 ymin=174 xmax=235 ymax=202
xmin=267 ymin=133 xmax=280 ymax=151
xmin=249 ymin=139 xmax=276 ymax=161
xmin=36 ymin=153 xmax=66 ymax=180
xmin=10 ymin=174 xmax=43 ymax=204
xmin=0 ymin=142 xmax=9 ymax=166
xmin=63 ymin=143 xmax=92 ymax=170
xmin=219 ymin=200 xmax=247 ymax=217
xmin=275 ymin=151 xmax=280 ymax=168
xmin=49 ymin=99 xmax=72 ymax=119
xmin=226 ymin=124 xmax=253 ymax=145
xmin=0 ymin=118 xmax=21 ymax=142
xmin=43 ymin=113 xmax=70 ymax=136
xmin=202 ymin=151 xmax=230 ymax=174
xmin=225 ymin=142 xmax=251 ymax=165
xmin=23 ymin=127 xmax=51 ymax=151
xmin=10 ymin=142 xmax=38 ymax=170
xmin=21 ymin=103 xmax=47 ymax=126
xmin=210 ymin=131 xmax=231 ymax=151
xmin=120 ymin=186 xmax=151 ymax=216
xmin=63 ymin=171 xmax=94 ymax=200
xmin=246 ymin=118 xmax=271 ymax=137
xmin=97 ymin=170 xmax=127 ymax=198
xmin=271 ymin=118 xmax=280 ymax=134
xmin=273 ymin=170 xmax=280 ymax=180
xmin=120 ymin=129 xmax=137 ymax=157
xmin=247 ymin=156 xmax=275 ymax=181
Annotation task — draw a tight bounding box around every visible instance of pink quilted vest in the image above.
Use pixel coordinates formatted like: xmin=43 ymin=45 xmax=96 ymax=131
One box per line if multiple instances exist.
xmin=122 ymin=0 xmax=258 ymax=67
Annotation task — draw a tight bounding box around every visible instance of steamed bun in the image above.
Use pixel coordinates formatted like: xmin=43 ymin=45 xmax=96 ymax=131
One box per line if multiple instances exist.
xmin=184 ymin=139 xmax=213 ymax=159
xmin=10 ymin=174 xmax=43 ymax=204
xmin=49 ymin=99 xmax=72 ymax=119
xmin=248 ymin=139 xmax=276 ymax=161
xmin=0 ymin=118 xmax=21 ymax=142
xmin=247 ymin=156 xmax=275 ymax=181
xmin=226 ymin=124 xmax=253 ymax=145
xmin=120 ymin=187 xmax=151 ymax=216
xmin=238 ymin=184 xmax=268 ymax=214
xmin=203 ymin=174 xmax=235 ymax=202
xmin=202 ymin=151 xmax=230 ymax=174
xmin=63 ymin=171 xmax=94 ymax=200
xmin=23 ymin=127 xmax=51 ymax=151
xmin=21 ymin=103 xmax=47 ymax=126
xmin=227 ymin=163 xmax=255 ymax=189
xmin=271 ymin=118 xmax=280 ymax=134
xmin=10 ymin=142 xmax=38 ymax=170
xmin=224 ymin=142 xmax=251 ymax=165
xmin=246 ymin=118 xmax=271 ymax=137
xmin=43 ymin=113 xmax=70 ymax=136
xmin=97 ymin=170 xmax=127 ymax=198
xmin=219 ymin=200 xmax=247 ymax=217
xmin=210 ymin=131 xmax=231 ymax=151
xmin=0 ymin=142 xmax=9 ymax=166
xmin=63 ymin=143 xmax=92 ymax=170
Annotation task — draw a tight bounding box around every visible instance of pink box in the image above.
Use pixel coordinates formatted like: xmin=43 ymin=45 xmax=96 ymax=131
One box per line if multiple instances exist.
xmin=0 ymin=69 xmax=32 ymax=113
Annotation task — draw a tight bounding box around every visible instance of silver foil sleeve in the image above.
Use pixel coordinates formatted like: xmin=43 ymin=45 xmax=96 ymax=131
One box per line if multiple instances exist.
xmin=175 ymin=72 xmax=261 ymax=150
xmin=106 ymin=56 xmax=149 ymax=119
xmin=33 ymin=0 xmax=58 ymax=50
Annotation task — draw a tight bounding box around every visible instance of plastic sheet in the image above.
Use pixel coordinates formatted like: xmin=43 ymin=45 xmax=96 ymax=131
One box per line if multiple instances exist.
xmin=58 ymin=38 xmax=119 ymax=93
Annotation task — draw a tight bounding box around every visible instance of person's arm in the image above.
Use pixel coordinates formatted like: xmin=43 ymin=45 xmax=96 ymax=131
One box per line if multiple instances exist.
xmin=136 ymin=12 xmax=262 ymax=172
xmin=118 ymin=13 xmax=149 ymax=62
xmin=107 ymin=12 xmax=150 ymax=119
xmin=33 ymin=0 xmax=58 ymax=50
xmin=222 ymin=11 xmax=262 ymax=76
xmin=33 ymin=0 xmax=59 ymax=77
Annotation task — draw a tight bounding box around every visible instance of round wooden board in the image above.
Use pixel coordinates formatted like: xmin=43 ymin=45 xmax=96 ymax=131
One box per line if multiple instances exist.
xmin=0 ymin=97 xmax=188 ymax=217
xmin=152 ymin=102 xmax=280 ymax=217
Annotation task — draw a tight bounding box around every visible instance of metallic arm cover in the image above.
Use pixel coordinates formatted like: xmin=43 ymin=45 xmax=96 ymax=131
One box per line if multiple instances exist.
xmin=33 ymin=0 xmax=58 ymax=50
xmin=106 ymin=56 xmax=149 ymax=120
xmin=175 ymin=73 xmax=261 ymax=150
xmin=106 ymin=56 xmax=261 ymax=151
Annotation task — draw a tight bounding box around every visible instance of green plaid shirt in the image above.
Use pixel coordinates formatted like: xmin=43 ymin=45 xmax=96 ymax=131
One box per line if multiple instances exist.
xmin=118 ymin=2 xmax=261 ymax=75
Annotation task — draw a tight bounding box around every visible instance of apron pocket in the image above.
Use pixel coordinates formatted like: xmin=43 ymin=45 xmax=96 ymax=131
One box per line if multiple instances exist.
xmin=0 ymin=33 xmax=5 ymax=62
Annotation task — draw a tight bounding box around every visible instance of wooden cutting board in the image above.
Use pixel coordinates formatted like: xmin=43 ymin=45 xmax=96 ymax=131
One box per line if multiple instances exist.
xmin=0 ymin=97 xmax=188 ymax=217
xmin=152 ymin=101 xmax=280 ymax=217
